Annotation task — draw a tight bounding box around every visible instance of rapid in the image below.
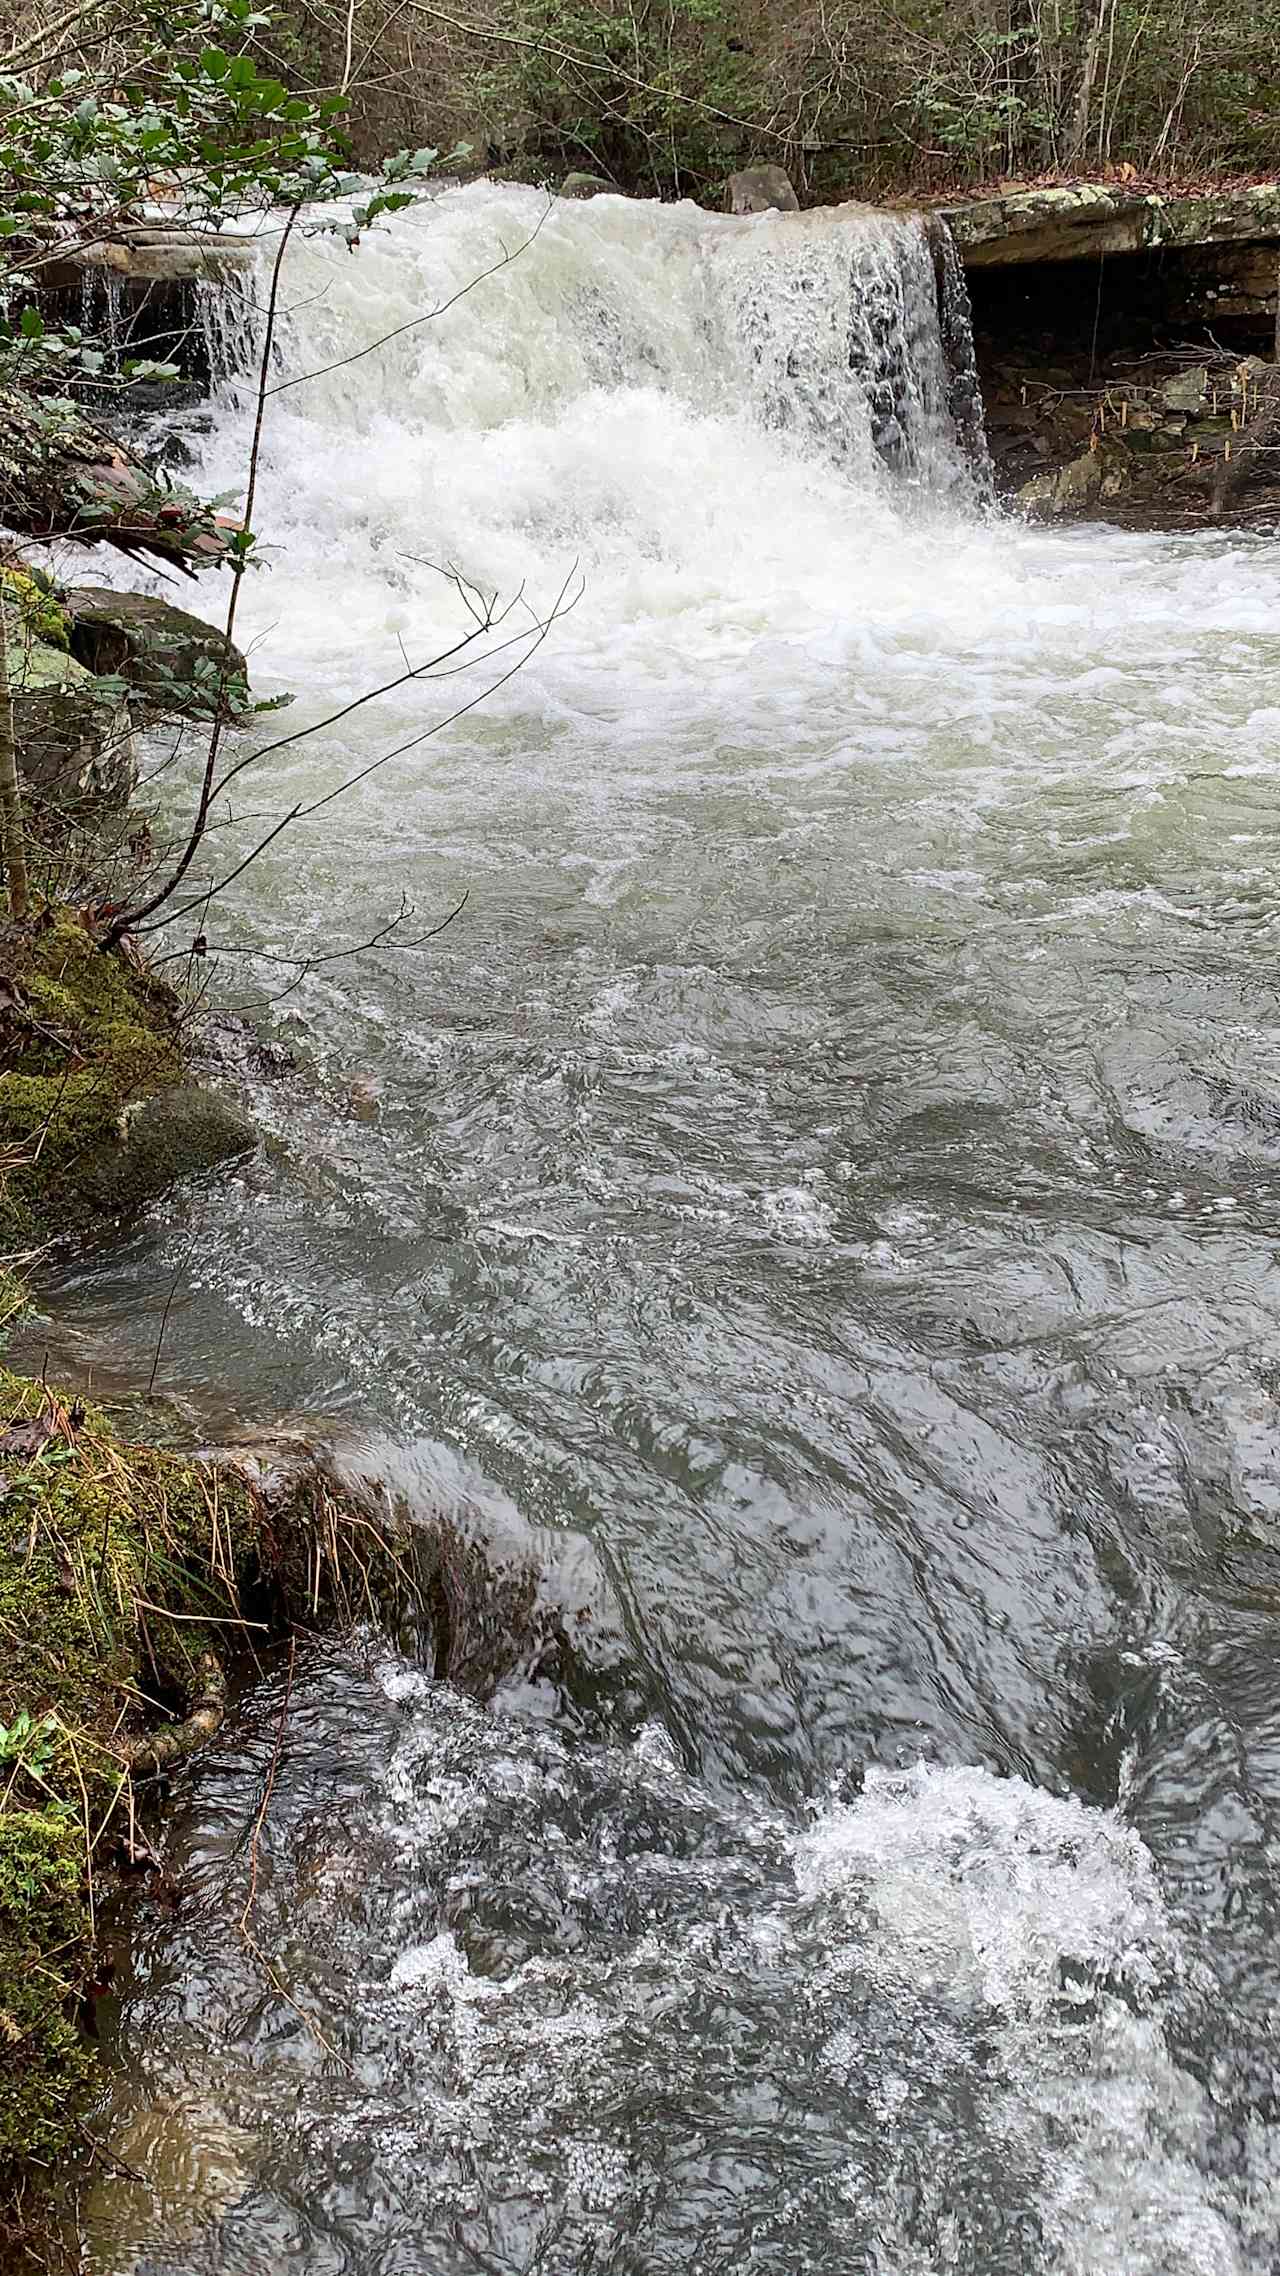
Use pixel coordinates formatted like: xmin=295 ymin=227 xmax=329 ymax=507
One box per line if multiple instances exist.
xmin=55 ymin=183 xmax=1280 ymax=2271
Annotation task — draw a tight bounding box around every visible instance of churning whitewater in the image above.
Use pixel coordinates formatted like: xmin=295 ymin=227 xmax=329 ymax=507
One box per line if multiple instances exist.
xmin=68 ymin=185 xmax=1280 ymax=2270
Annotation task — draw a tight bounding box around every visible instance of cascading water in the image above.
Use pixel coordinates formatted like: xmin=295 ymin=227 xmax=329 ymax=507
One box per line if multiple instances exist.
xmin=57 ymin=184 xmax=1280 ymax=2270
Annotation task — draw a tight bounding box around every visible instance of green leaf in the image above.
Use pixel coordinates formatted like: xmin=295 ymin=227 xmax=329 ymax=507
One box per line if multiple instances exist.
xmin=121 ymin=357 xmax=181 ymax=383
xmin=18 ymin=305 xmax=43 ymax=339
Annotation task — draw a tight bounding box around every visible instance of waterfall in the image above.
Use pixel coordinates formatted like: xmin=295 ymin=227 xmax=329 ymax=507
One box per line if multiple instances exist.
xmin=206 ymin=186 xmax=990 ymax=512
xmin=172 ymin=182 xmax=997 ymax=743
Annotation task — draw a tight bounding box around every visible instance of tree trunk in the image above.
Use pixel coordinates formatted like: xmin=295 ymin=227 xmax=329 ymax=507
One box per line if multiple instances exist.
xmin=0 ymin=592 xmax=30 ymax=923
xmin=1066 ymin=0 xmax=1108 ymax=167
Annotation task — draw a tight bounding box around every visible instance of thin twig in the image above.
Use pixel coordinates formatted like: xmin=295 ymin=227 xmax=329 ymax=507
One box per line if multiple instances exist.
xmin=238 ymin=1637 xmax=295 ymax=1939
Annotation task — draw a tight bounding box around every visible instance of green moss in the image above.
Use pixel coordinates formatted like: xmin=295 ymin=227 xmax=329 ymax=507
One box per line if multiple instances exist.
xmin=1 ymin=569 xmax=69 ymax=653
xmin=0 ymin=1811 xmax=95 ymax=2174
xmin=0 ymin=1369 xmax=250 ymax=2222
xmin=0 ymin=914 xmax=184 ymax=1241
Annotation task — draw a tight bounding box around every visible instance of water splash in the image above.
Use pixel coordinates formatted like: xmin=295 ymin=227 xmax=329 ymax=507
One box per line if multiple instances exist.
xmin=88 ymin=1666 xmax=1249 ymax=2275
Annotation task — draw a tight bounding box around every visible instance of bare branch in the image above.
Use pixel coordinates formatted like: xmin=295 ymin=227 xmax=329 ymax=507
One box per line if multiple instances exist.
xmin=266 ymin=195 xmax=555 ymax=399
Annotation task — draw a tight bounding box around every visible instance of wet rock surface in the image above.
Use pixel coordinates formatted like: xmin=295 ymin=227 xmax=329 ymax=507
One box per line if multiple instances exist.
xmin=9 ymin=620 xmax=137 ymax=826
xmin=64 ymin=585 xmax=248 ymax=720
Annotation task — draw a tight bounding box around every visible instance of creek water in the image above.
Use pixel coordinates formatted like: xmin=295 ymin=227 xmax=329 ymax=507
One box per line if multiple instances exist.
xmin=48 ymin=185 xmax=1280 ymax=2270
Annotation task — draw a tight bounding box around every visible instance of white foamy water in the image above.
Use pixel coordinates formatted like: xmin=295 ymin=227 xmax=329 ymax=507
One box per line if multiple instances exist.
xmin=137 ymin=181 xmax=1280 ymax=1004
xmin=90 ymin=1664 xmax=1262 ymax=2275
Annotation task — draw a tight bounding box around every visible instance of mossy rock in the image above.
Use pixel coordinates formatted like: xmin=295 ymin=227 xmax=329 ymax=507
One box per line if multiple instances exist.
xmin=6 ymin=613 xmax=136 ymax=829
xmin=0 ymin=915 xmax=255 ymax=1242
xmin=63 ymin=587 xmax=249 ymax=722
xmin=0 ymin=1370 xmax=257 ymax=2237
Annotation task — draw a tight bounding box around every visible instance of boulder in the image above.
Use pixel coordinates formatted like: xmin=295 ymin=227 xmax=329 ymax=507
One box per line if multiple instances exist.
xmin=69 ymin=1083 xmax=257 ymax=1223
xmin=1018 ymin=448 xmax=1102 ymax=516
xmin=8 ymin=626 xmax=136 ymax=826
xmin=1018 ymin=443 xmax=1129 ymax=518
xmin=63 ymin=586 xmax=248 ymax=720
xmin=728 ymin=166 xmax=800 ymax=216
xmin=0 ymin=916 xmax=259 ymax=1243
xmin=1160 ymin=365 xmax=1210 ymax=413
xmin=560 ymin=172 xmax=614 ymax=201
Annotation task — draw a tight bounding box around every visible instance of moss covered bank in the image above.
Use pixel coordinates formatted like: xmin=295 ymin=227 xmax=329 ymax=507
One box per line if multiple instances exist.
xmin=0 ymin=897 xmax=416 ymax=2260
xmin=0 ymin=911 xmax=253 ymax=1244
xmin=0 ymin=1351 xmax=420 ymax=2261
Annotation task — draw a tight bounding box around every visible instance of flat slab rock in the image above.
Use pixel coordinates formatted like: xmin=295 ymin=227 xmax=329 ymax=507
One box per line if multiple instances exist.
xmin=942 ymin=182 xmax=1280 ymax=267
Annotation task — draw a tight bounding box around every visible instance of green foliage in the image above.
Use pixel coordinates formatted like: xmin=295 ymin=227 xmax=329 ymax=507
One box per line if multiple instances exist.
xmin=0 ymin=0 xmax=346 ymax=397
xmin=0 ymin=0 xmax=457 ymax=426
xmin=0 ymin=5 xmax=347 ymax=243
xmin=0 ymin=1805 xmax=95 ymax=2178
xmin=0 ymin=1712 xmax=58 ymax=1780
xmin=0 ymin=568 xmax=68 ymax=651
xmin=475 ymin=0 xmax=765 ymax=194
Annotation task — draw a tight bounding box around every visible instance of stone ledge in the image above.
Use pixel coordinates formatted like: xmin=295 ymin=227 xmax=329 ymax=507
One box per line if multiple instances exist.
xmin=941 ymin=183 xmax=1280 ymax=267
xmin=35 ymin=225 xmax=254 ymax=290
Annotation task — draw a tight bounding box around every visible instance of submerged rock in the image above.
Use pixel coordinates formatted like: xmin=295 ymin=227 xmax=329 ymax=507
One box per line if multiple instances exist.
xmin=85 ymin=2097 xmax=255 ymax=2264
xmin=64 ymin=585 xmax=249 ymax=721
xmin=70 ymin=1081 xmax=257 ymax=1225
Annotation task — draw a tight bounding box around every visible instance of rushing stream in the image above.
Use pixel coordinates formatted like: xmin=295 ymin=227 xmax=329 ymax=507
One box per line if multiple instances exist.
xmin=45 ymin=185 xmax=1280 ymax=2270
